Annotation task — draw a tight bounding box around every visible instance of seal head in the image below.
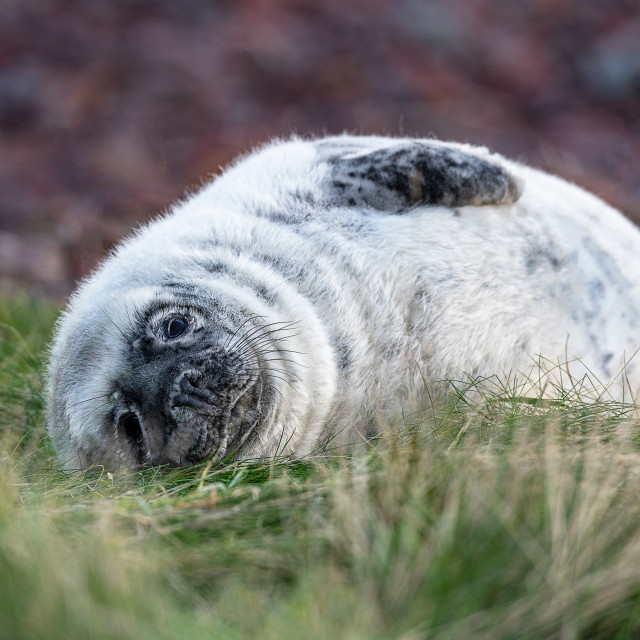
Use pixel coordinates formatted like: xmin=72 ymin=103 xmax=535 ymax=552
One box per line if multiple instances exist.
xmin=47 ymin=280 xmax=302 ymax=470
xmin=112 ymin=306 xmax=268 ymax=467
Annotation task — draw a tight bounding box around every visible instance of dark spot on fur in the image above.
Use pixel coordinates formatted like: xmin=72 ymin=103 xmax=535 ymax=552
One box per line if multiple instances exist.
xmin=524 ymin=243 xmax=564 ymax=275
xmin=381 ymin=341 xmax=401 ymax=361
xmin=413 ymin=287 xmax=432 ymax=305
xmin=256 ymin=286 xmax=271 ymax=300
xmin=362 ymin=417 xmax=383 ymax=441
xmin=321 ymin=141 xmax=519 ymax=213
xmin=583 ymin=279 xmax=606 ymax=320
xmin=332 ymin=339 xmax=352 ymax=372
xmin=204 ymin=262 xmax=225 ymax=274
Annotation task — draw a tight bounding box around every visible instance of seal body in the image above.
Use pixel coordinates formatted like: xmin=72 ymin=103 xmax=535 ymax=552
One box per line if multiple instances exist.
xmin=46 ymin=136 xmax=640 ymax=469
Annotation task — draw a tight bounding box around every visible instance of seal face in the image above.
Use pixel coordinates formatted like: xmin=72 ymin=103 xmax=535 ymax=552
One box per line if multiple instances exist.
xmin=111 ymin=305 xmax=269 ymax=466
xmin=46 ymin=135 xmax=640 ymax=470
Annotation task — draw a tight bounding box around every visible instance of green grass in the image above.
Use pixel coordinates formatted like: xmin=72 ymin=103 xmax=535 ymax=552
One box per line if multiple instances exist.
xmin=2 ymin=297 xmax=640 ymax=639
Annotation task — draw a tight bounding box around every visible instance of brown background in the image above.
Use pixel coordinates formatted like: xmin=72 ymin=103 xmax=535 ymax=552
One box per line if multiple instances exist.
xmin=1 ymin=0 xmax=639 ymax=298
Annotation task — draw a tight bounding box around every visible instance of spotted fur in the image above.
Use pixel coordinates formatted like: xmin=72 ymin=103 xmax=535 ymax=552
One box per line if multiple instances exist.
xmin=46 ymin=135 xmax=640 ymax=469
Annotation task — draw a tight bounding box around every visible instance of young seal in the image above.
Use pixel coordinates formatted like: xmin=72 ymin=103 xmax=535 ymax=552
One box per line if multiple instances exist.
xmin=46 ymin=136 xmax=640 ymax=469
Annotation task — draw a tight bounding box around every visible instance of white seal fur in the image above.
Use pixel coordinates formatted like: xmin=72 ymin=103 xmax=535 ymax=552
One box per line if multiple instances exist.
xmin=46 ymin=136 xmax=640 ymax=469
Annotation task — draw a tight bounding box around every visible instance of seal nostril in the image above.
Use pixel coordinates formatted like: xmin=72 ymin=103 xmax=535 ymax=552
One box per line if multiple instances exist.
xmin=121 ymin=412 xmax=143 ymax=445
xmin=180 ymin=374 xmax=191 ymax=393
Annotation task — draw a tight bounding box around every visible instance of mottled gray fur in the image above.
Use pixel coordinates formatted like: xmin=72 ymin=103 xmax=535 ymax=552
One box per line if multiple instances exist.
xmin=46 ymin=135 xmax=640 ymax=470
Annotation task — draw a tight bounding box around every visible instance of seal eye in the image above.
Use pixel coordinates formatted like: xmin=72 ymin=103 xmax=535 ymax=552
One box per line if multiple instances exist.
xmin=163 ymin=315 xmax=189 ymax=340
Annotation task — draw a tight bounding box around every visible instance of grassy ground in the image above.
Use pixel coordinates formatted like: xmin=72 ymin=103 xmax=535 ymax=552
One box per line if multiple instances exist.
xmin=2 ymin=298 xmax=640 ymax=640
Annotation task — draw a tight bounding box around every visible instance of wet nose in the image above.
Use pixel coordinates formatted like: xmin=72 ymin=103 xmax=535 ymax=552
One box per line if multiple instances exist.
xmin=120 ymin=411 xmax=143 ymax=445
xmin=117 ymin=408 xmax=168 ymax=464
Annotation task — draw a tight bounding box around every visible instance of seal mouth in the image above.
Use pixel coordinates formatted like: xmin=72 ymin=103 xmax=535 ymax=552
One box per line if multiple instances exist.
xmin=113 ymin=352 xmax=269 ymax=467
xmin=167 ymin=368 xmax=265 ymax=465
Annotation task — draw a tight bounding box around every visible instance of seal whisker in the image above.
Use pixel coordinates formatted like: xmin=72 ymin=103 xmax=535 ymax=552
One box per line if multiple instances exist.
xmin=228 ymin=321 xmax=297 ymax=354
xmin=223 ymin=313 xmax=264 ymax=350
xmin=233 ymin=391 xmax=268 ymax=450
xmin=262 ymin=374 xmax=297 ymax=390
xmin=229 ymin=323 xmax=276 ymax=349
xmin=239 ymin=360 xmax=299 ymax=381
xmin=269 ymin=385 xmax=285 ymax=404
xmin=69 ymin=393 xmax=111 ymax=408
xmin=97 ymin=305 xmax=129 ymax=343
xmin=252 ymin=348 xmax=307 ymax=357
xmin=241 ymin=348 xmax=298 ymax=368
xmin=257 ymin=356 xmax=308 ymax=369
xmin=240 ymin=331 xmax=302 ymax=352
xmin=77 ymin=400 xmax=113 ymax=425
xmin=122 ymin=301 xmax=137 ymax=335
xmin=238 ymin=365 xmax=293 ymax=384
xmin=235 ymin=341 xmax=306 ymax=359
xmin=228 ymin=319 xmax=300 ymax=351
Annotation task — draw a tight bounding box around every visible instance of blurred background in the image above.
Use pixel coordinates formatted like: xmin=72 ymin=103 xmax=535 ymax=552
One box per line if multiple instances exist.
xmin=0 ymin=0 xmax=638 ymax=298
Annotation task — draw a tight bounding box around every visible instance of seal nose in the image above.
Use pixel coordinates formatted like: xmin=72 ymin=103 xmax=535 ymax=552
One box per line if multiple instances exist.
xmin=117 ymin=410 xmax=145 ymax=464
xmin=118 ymin=408 xmax=169 ymax=465
xmin=121 ymin=411 xmax=143 ymax=445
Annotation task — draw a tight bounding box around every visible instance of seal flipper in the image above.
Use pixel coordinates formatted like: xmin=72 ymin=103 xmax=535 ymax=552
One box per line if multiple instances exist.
xmin=317 ymin=139 xmax=522 ymax=212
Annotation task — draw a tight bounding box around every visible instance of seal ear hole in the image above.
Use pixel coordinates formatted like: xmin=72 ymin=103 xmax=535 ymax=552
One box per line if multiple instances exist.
xmin=120 ymin=412 xmax=143 ymax=446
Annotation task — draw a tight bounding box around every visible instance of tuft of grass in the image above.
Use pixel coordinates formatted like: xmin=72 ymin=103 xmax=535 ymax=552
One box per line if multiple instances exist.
xmin=0 ymin=297 xmax=60 ymax=468
xmin=2 ymin=296 xmax=640 ymax=639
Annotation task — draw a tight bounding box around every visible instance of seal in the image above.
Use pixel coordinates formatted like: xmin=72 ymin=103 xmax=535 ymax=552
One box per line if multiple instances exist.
xmin=46 ymin=135 xmax=640 ymax=469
